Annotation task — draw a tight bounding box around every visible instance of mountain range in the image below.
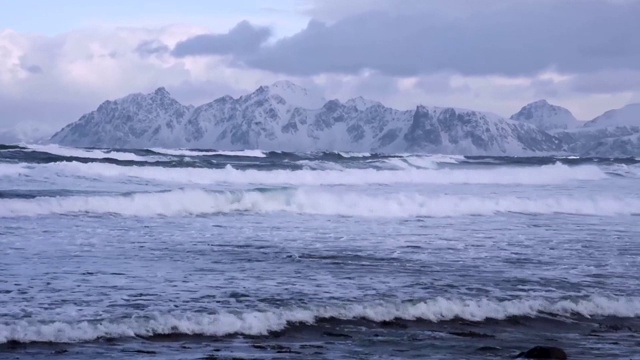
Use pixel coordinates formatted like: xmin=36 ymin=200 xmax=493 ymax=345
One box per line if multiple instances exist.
xmin=49 ymin=81 xmax=639 ymax=156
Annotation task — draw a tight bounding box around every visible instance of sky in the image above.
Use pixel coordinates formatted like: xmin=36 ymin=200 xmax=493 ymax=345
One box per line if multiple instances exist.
xmin=1 ymin=0 xmax=639 ymax=140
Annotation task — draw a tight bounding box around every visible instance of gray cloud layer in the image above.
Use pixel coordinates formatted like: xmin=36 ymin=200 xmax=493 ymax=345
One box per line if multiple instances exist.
xmin=173 ymin=0 xmax=640 ymax=77
xmin=172 ymin=20 xmax=271 ymax=57
xmin=135 ymin=40 xmax=170 ymax=57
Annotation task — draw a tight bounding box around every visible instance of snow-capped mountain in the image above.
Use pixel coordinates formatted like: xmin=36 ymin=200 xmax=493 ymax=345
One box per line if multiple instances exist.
xmin=404 ymin=106 xmax=562 ymax=154
xmin=556 ymin=103 xmax=640 ymax=157
xmin=50 ymin=81 xmax=564 ymax=155
xmin=510 ymin=100 xmax=579 ymax=132
xmin=583 ymin=103 xmax=640 ymax=129
xmin=263 ymin=80 xmax=327 ymax=109
xmin=50 ymin=87 xmax=193 ymax=148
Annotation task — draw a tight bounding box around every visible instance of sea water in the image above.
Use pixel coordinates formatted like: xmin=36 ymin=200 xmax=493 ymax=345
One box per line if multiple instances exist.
xmin=1 ymin=144 xmax=639 ymax=359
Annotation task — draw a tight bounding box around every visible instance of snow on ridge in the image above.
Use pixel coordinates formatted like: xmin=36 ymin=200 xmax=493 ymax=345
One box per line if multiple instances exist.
xmin=264 ymin=80 xmax=327 ymax=109
xmin=510 ymin=99 xmax=579 ymax=132
xmin=47 ymin=81 xmax=639 ymax=156
xmin=345 ymin=96 xmax=383 ymax=111
xmin=584 ymin=103 xmax=640 ymax=129
xmin=47 ymin=83 xmax=565 ymax=155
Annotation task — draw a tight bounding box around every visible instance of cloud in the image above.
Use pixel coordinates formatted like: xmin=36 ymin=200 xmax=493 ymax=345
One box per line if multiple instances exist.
xmin=0 ymin=96 xmax=88 ymax=140
xmin=172 ymin=20 xmax=272 ymax=57
xmin=0 ymin=25 xmax=287 ymax=137
xmin=1 ymin=9 xmax=639 ymax=140
xmin=200 ymin=0 xmax=640 ymax=77
xmin=134 ymin=40 xmax=170 ymax=57
xmin=19 ymin=59 xmax=43 ymax=74
xmin=564 ymin=70 xmax=640 ymax=94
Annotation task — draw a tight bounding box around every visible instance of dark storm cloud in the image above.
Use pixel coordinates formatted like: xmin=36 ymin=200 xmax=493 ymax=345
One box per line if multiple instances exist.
xmin=172 ymin=20 xmax=272 ymax=57
xmin=174 ymin=0 xmax=640 ymax=77
xmin=19 ymin=57 xmax=43 ymax=74
xmin=22 ymin=64 xmax=43 ymax=74
xmin=135 ymin=40 xmax=170 ymax=57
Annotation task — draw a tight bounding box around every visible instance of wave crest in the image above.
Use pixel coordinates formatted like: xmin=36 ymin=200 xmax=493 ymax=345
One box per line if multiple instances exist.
xmin=149 ymin=148 xmax=267 ymax=157
xmin=2 ymin=296 xmax=639 ymax=343
xmin=8 ymin=161 xmax=609 ymax=185
xmin=25 ymin=144 xmax=149 ymax=161
xmin=0 ymin=188 xmax=638 ymax=218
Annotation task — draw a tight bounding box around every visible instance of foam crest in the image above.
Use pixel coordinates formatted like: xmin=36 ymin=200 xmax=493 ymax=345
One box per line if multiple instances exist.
xmin=408 ymin=154 xmax=464 ymax=165
xmin=605 ymin=163 xmax=640 ymax=178
xmin=27 ymin=161 xmax=608 ymax=185
xmin=148 ymin=148 xmax=223 ymax=156
xmin=149 ymin=148 xmax=267 ymax=157
xmin=0 ymin=164 xmax=27 ymax=177
xmin=0 ymin=189 xmax=637 ymax=218
xmin=338 ymin=152 xmax=372 ymax=158
xmin=26 ymin=144 xmax=147 ymax=161
xmin=296 ymin=160 xmax=347 ymax=170
xmin=1 ymin=296 xmax=639 ymax=343
xmin=372 ymin=155 xmax=462 ymax=170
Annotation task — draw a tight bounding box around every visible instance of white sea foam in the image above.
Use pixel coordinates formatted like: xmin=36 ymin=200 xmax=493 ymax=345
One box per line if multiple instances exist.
xmin=11 ymin=161 xmax=609 ymax=186
xmin=213 ymin=150 xmax=268 ymax=157
xmin=372 ymin=157 xmax=416 ymax=170
xmin=0 ymin=188 xmax=637 ymax=218
xmin=149 ymin=148 xmax=267 ymax=157
xmin=1 ymin=296 xmax=639 ymax=343
xmin=410 ymin=154 xmax=464 ymax=164
xmin=148 ymin=148 xmax=223 ymax=156
xmin=296 ymin=160 xmax=347 ymax=170
xmin=25 ymin=144 xmax=148 ymax=161
xmin=605 ymin=163 xmax=640 ymax=178
xmin=374 ymin=155 xmax=462 ymax=170
xmin=338 ymin=152 xmax=372 ymax=158
xmin=401 ymin=156 xmax=447 ymax=169
xmin=0 ymin=164 xmax=27 ymax=177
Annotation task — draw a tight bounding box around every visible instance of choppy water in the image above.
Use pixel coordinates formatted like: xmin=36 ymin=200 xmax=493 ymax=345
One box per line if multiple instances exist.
xmin=1 ymin=144 xmax=640 ymax=359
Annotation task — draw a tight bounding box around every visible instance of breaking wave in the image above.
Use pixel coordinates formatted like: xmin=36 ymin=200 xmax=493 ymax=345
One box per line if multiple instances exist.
xmin=605 ymin=163 xmax=640 ymax=178
xmin=368 ymin=154 xmax=463 ymax=170
xmin=0 ymin=164 xmax=27 ymax=177
xmin=1 ymin=188 xmax=638 ymax=218
xmin=2 ymin=295 xmax=639 ymax=343
xmin=24 ymin=144 xmax=150 ymax=161
xmin=296 ymin=160 xmax=347 ymax=171
xmin=338 ymin=152 xmax=373 ymax=158
xmin=149 ymin=148 xmax=267 ymax=157
xmin=9 ymin=161 xmax=609 ymax=185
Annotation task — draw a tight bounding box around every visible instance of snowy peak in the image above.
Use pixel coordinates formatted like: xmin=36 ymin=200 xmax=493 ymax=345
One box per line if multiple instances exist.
xmin=584 ymin=103 xmax=640 ymax=129
xmin=258 ymin=80 xmax=326 ymax=109
xmin=510 ymin=99 xmax=578 ymax=132
xmin=529 ymin=99 xmax=550 ymax=106
xmin=153 ymin=87 xmax=171 ymax=97
xmin=345 ymin=96 xmax=383 ymax=111
xmin=403 ymin=105 xmax=563 ymax=154
xmin=50 ymin=86 xmax=191 ymax=148
xmin=558 ymin=103 xmax=640 ymax=157
xmin=116 ymin=87 xmax=181 ymax=107
xmin=48 ymin=81 xmax=640 ymax=156
xmin=270 ymin=80 xmax=305 ymax=92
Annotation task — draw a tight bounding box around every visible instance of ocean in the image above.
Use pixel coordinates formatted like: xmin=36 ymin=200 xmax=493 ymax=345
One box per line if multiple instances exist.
xmin=1 ymin=144 xmax=639 ymax=359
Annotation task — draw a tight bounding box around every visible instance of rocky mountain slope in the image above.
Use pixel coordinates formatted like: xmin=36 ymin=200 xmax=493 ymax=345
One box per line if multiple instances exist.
xmin=509 ymin=100 xmax=640 ymax=157
xmin=510 ymin=100 xmax=579 ymax=132
xmin=50 ymin=81 xmax=564 ymax=155
xmin=50 ymin=87 xmax=193 ymax=148
xmin=567 ymin=104 xmax=640 ymax=157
